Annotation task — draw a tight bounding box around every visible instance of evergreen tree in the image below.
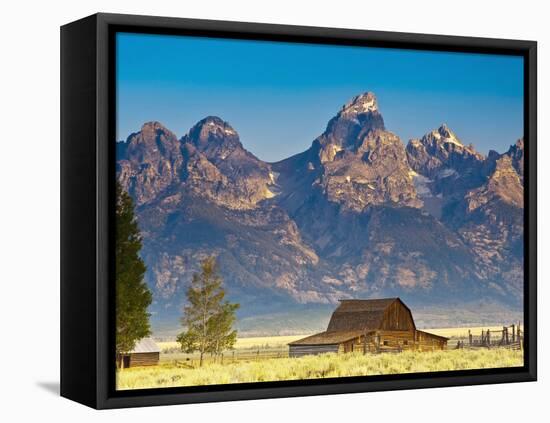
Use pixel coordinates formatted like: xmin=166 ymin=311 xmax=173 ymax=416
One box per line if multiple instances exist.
xmin=177 ymin=257 xmax=239 ymax=366
xmin=115 ymin=182 xmax=152 ymax=367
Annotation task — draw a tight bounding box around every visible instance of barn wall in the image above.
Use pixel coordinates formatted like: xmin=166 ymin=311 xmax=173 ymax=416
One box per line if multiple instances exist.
xmin=415 ymin=331 xmax=447 ymax=351
xmin=338 ymin=338 xmax=363 ymax=353
xmin=380 ymin=301 xmax=415 ymax=331
xmin=129 ymin=352 xmax=160 ymax=367
xmin=289 ymin=344 xmax=339 ymax=357
xmin=289 ymin=331 xmax=446 ymax=357
xmin=362 ymin=330 xmax=416 ymax=352
xmin=361 ymin=330 xmax=447 ymax=352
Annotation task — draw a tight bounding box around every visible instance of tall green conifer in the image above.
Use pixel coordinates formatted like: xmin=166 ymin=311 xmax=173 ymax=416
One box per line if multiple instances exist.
xmin=115 ymin=182 xmax=152 ymax=367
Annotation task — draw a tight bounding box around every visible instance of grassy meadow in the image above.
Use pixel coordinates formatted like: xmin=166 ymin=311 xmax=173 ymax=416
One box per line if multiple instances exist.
xmin=157 ymin=334 xmax=305 ymax=355
xmin=116 ymin=327 xmax=524 ymax=390
xmin=423 ymin=326 xmax=510 ymax=338
xmin=116 ymin=348 xmax=523 ymax=390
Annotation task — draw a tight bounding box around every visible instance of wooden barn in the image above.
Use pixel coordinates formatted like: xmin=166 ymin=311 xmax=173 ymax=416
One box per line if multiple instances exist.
xmin=289 ymin=298 xmax=448 ymax=357
xmin=118 ymin=338 xmax=160 ymax=368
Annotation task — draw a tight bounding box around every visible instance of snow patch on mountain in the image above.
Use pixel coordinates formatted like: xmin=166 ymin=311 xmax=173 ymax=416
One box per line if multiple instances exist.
xmin=341 ymin=92 xmax=378 ymax=117
xmin=412 ymin=173 xmax=433 ymax=197
xmin=439 ymin=168 xmax=458 ymax=178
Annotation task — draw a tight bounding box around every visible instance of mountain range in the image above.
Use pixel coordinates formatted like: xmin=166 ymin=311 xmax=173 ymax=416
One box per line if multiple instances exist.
xmin=116 ymin=92 xmax=524 ymax=335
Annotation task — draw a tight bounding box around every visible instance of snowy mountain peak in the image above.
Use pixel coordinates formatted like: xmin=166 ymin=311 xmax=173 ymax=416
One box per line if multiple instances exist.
xmin=433 ymin=124 xmax=463 ymax=147
xmin=195 ymin=116 xmax=237 ymax=136
xmin=340 ymin=92 xmax=378 ymax=117
xmin=185 ymin=116 xmax=240 ymax=150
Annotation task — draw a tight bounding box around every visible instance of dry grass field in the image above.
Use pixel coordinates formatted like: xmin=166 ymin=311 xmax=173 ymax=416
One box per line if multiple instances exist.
xmin=156 ymin=327 xmax=517 ymax=357
xmin=423 ymin=326 xmax=510 ymax=338
xmin=157 ymin=334 xmax=305 ymax=354
xmin=156 ymin=327 xmax=504 ymax=350
xmin=117 ymin=327 xmax=524 ymax=390
xmin=117 ymin=348 xmax=523 ymax=390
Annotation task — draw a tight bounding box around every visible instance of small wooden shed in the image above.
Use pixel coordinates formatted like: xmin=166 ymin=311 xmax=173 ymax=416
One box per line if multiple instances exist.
xmin=118 ymin=338 xmax=160 ymax=368
xmin=289 ymin=298 xmax=448 ymax=357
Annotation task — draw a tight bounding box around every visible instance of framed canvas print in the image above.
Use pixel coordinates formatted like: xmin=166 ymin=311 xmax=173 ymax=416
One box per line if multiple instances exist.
xmin=60 ymin=13 xmax=537 ymax=409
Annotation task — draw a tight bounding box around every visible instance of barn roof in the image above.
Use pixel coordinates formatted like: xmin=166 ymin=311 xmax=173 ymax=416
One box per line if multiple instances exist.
xmin=288 ymin=330 xmax=366 ymax=346
xmin=327 ymin=297 xmax=407 ymax=332
xmin=130 ymin=337 xmax=160 ymax=354
xmin=416 ymin=330 xmax=449 ymax=341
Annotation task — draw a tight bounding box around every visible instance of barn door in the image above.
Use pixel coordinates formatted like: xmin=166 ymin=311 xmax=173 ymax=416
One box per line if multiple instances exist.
xmin=123 ymin=355 xmax=130 ymax=368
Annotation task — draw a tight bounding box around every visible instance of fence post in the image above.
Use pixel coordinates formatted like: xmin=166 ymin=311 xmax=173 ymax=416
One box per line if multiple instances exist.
xmin=468 ymin=330 xmax=472 ymax=346
xmin=487 ymin=329 xmax=491 ymax=347
xmin=512 ymin=324 xmax=516 ymax=343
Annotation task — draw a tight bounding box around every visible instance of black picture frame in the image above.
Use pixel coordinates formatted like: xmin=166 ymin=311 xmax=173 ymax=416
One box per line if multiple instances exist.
xmin=60 ymin=12 xmax=537 ymax=409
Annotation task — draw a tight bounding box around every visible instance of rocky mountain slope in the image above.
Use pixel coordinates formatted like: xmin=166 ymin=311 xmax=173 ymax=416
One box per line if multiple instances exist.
xmin=116 ymin=92 xmax=525 ymax=331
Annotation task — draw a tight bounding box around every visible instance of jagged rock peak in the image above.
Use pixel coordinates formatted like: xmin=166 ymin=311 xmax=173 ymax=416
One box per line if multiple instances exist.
xmin=189 ymin=116 xmax=238 ymax=138
xmin=409 ymin=124 xmax=483 ymax=160
xmin=431 ymin=124 xmax=463 ymax=146
xmin=185 ymin=116 xmax=241 ymax=151
xmin=465 ymin=155 xmax=523 ymax=211
xmin=406 ymin=125 xmax=486 ymax=187
xmin=117 ymin=121 xmax=184 ymax=206
xmin=140 ymin=120 xmax=171 ymax=133
xmin=505 ymin=138 xmax=524 ymax=176
xmin=318 ymin=92 xmax=385 ymax=156
xmin=492 ymin=155 xmax=522 ymax=183
xmin=125 ymin=121 xmax=179 ymax=146
xmin=197 ymin=115 xmax=236 ymax=130
xmin=126 ymin=121 xmax=179 ymax=149
xmin=340 ymin=92 xmax=378 ymax=117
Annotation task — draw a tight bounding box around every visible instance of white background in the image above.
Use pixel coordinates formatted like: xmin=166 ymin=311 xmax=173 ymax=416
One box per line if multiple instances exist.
xmin=0 ymin=0 xmax=546 ymax=421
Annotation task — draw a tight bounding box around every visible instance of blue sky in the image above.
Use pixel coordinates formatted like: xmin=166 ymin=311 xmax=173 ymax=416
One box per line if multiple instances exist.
xmin=116 ymin=32 xmax=524 ymax=162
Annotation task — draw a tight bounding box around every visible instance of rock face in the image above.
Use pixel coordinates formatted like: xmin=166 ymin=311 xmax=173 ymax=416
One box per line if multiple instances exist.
xmin=116 ymin=92 xmax=524 ymax=327
xmin=275 ymin=93 xmax=420 ymax=213
xmin=180 ymin=117 xmax=275 ymax=210
xmin=407 ymin=124 xmax=485 ymax=177
xmin=406 ymin=125 xmax=486 ymax=198
xmin=320 ymin=129 xmax=422 ymax=211
xmin=443 ymin=155 xmax=524 ymax=297
xmin=317 ymin=92 xmax=385 ymax=161
xmin=504 ymin=138 xmax=524 ymax=179
xmin=117 ymin=122 xmax=184 ymax=205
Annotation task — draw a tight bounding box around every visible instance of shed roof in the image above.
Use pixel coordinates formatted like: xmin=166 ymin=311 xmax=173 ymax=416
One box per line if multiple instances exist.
xmin=416 ymin=330 xmax=449 ymax=341
xmin=130 ymin=337 xmax=160 ymax=354
xmin=288 ymin=330 xmax=366 ymax=346
xmin=327 ymin=297 xmax=404 ymax=332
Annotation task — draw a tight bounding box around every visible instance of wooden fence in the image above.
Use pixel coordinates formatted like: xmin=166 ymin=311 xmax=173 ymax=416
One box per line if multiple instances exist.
xmin=169 ymin=348 xmax=290 ymax=368
xmin=450 ymin=323 xmax=523 ymax=350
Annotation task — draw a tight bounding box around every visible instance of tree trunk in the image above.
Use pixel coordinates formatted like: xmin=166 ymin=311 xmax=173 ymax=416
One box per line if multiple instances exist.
xmin=199 ymin=351 xmax=204 ymax=367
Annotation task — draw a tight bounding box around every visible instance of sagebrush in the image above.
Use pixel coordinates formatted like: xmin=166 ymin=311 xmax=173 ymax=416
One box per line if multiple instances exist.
xmin=116 ymin=348 xmax=523 ymax=390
